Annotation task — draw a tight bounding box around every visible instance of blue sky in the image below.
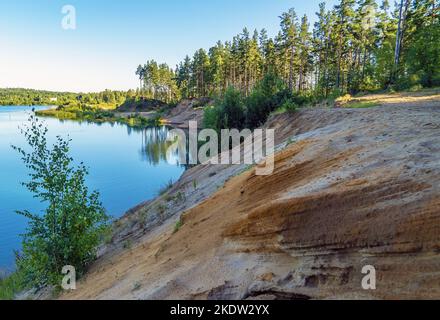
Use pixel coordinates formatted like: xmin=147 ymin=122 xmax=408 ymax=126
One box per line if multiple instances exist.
xmin=0 ymin=0 xmax=340 ymax=92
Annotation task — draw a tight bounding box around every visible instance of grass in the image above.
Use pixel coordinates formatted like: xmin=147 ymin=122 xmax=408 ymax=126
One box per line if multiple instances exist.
xmin=271 ymin=106 xmax=288 ymax=116
xmin=271 ymin=102 xmax=298 ymax=116
xmin=158 ymin=179 xmax=174 ymax=196
xmin=123 ymin=240 xmax=133 ymax=250
xmin=157 ymin=203 xmax=167 ymax=217
xmin=132 ymin=281 xmax=142 ymax=292
xmin=174 ymin=191 xmax=185 ymax=203
xmin=164 ymin=191 xmax=185 ymax=203
xmin=345 ymin=101 xmax=378 ymax=109
xmin=102 ymin=225 xmax=114 ymax=245
xmin=173 ymin=217 xmax=184 ymax=234
xmin=0 ymin=270 xmax=25 ymax=300
xmin=286 ymin=137 xmax=296 ymax=146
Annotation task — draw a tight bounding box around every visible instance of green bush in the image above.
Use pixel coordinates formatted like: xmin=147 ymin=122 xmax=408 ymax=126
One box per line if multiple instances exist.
xmin=203 ymin=87 xmax=245 ymax=131
xmin=280 ymin=99 xmax=298 ymax=113
xmin=245 ymin=89 xmax=269 ymax=128
xmin=12 ymin=115 xmax=109 ymax=288
xmin=202 ymin=73 xmax=316 ymax=131
xmin=409 ymin=84 xmax=423 ymax=92
xmin=203 ymin=105 xmax=220 ymax=130
xmin=0 ymin=270 xmax=25 ymax=300
xmin=245 ymin=73 xmax=288 ymax=128
xmin=219 ymin=87 xmax=246 ymax=129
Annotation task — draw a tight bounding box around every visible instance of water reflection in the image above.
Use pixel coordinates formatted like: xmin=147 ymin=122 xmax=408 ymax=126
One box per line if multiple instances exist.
xmin=140 ymin=126 xmax=175 ymax=166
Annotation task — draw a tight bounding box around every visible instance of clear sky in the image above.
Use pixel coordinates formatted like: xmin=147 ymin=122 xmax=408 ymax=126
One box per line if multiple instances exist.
xmin=0 ymin=0 xmax=340 ymax=93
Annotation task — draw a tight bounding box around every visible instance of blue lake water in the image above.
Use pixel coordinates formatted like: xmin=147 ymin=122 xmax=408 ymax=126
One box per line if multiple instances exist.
xmin=0 ymin=106 xmax=185 ymax=271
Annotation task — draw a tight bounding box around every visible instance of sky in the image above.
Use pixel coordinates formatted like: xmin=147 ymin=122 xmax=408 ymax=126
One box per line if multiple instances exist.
xmin=0 ymin=0 xmax=340 ymax=93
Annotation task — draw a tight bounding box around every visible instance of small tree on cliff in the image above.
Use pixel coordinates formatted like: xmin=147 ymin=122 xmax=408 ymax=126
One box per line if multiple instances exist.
xmin=12 ymin=114 xmax=109 ymax=287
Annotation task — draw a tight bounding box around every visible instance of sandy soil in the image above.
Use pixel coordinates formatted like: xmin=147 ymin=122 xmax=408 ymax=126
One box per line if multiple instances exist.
xmin=163 ymin=99 xmax=207 ymax=128
xmin=60 ymin=91 xmax=440 ymax=300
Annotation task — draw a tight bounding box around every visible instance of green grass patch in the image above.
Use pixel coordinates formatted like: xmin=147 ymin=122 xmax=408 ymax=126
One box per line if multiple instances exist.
xmin=0 ymin=271 xmax=25 ymax=300
xmin=173 ymin=217 xmax=184 ymax=234
xmin=345 ymin=101 xmax=378 ymax=109
xmin=158 ymin=179 xmax=174 ymax=196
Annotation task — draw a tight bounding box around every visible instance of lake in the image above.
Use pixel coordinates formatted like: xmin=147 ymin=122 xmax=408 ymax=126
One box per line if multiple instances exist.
xmin=0 ymin=106 xmax=185 ymax=271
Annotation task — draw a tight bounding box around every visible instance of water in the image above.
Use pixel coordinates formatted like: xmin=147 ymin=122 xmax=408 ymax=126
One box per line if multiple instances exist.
xmin=0 ymin=106 xmax=185 ymax=271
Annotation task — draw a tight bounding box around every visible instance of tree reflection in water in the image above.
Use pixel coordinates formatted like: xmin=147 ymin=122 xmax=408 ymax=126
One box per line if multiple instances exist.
xmin=124 ymin=125 xmax=193 ymax=169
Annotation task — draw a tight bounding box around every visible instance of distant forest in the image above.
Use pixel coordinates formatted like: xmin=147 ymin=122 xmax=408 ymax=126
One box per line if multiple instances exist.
xmin=136 ymin=0 xmax=440 ymax=102
xmin=0 ymin=88 xmax=134 ymax=107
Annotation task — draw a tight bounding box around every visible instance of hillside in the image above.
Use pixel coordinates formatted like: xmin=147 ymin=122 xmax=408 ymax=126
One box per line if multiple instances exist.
xmin=60 ymin=91 xmax=440 ymax=300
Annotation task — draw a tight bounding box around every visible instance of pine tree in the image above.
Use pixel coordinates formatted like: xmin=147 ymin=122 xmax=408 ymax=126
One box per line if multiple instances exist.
xmin=176 ymin=55 xmax=193 ymax=98
xmin=208 ymin=42 xmax=226 ymax=95
xmin=333 ymin=0 xmax=356 ymax=92
xmin=192 ymin=49 xmax=210 ymax=97
xmin=136 ymin=0 xmax=439 ymax=103
xmin=298 ymin=15 xmax=312 ymax=92
xmin=403 ymin=0 xmax=440 ymax=87
xmin=313 ymin=2 xmax=332 ymax=96
xmin=279 ymin=8 xmax=299 ymax=92
xmin=374 ymin=0 xmax=396 ymax=88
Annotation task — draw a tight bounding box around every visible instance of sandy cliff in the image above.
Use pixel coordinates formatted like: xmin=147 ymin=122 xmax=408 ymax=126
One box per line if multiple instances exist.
xmin=63 ymin=92 xmax=440 ymax=300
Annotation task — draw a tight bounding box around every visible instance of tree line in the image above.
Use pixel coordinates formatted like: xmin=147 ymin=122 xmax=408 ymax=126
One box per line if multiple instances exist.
xmin=0 ymin=88 xmax=135 ymax=107
xmin=136 ymin=0 xmax=439 ymax=101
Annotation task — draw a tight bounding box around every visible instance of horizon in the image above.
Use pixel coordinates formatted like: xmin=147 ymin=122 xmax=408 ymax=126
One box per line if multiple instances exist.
xmin=0 ymin=0 xmax=341 ymax=93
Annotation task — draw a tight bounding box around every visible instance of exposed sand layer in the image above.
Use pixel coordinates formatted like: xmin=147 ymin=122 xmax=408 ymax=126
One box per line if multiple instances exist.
xmin=62 ymin=92 xmax=440 ymax=300
xmin=163 ymin=98 xmax=209 ymax=128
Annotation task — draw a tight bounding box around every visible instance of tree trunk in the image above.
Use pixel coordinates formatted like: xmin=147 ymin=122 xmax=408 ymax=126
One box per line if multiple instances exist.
xmin=289 ymin=45 xmax=295 ymax=92
xmin=392 ymin=0 xmax=410 ymax=84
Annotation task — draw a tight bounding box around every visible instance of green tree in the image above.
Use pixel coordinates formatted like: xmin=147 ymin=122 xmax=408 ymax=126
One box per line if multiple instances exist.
xmin=333 ymin=0 xmax=356 ymax=91
xmin=138 ymin=0 xmax=440 ymax=104
xmin=374 ymin=0 xmax=396 ymax=88
xmin=13 ymin=115 xmax=109 ymax=287
xmin=298 ymin=15 xmax=313 ymax=92
xmin=245 ymin=72 xmax=286 ymax=128
xmin=313 ymin=2 xmax=332 ymax=96
xmin=403 ymin=0 xmax=440 ymax=87
xmin=279 ymin=8 xmax=299 ymax=92
xmin=176 ymin=56 xmax=193 ymax=98
xmin=192 ymin=49 xmax=210 ymax=97
xmin=208 ymin=41 xmax=227 ymax=96
xmin=218 ymin=87 xmax=245 ymax=129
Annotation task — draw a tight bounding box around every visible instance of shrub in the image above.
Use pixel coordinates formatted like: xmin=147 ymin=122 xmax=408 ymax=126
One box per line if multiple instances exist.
xmin=335 ymin=94 xmax=352 ymax=105
xmin=202 ymin=73 xmax=315 ymax=131
xmin=409 ymin=84 xmax=423 ymax=92
xmin=245 ymin=74 xmax=290 ymax=128
xmin=158 ymin=179 xmax=174 ymax=196
xmin=203 ymin=87 xmax=245 ymax=131
xmin=280 ymin=99 xmax=298 ymax=113
xmin=0 ymin=270 xmax=25 ymax=300
xmin=219 ymin=87 xmax=246 ymax=129
xmin=203 ymin=105 xmax=221 ymax=131
xmin=12 ymin=115 xmax=109 ymax=288
xmin=173 ymin=218 xmax=183 ymax=234
xmin=245 ymin=89 xmax=269 ymax=128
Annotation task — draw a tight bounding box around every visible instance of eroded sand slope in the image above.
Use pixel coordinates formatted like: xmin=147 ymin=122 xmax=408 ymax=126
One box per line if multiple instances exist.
xmin=63 ymin=100 xmax=440 ymax=300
